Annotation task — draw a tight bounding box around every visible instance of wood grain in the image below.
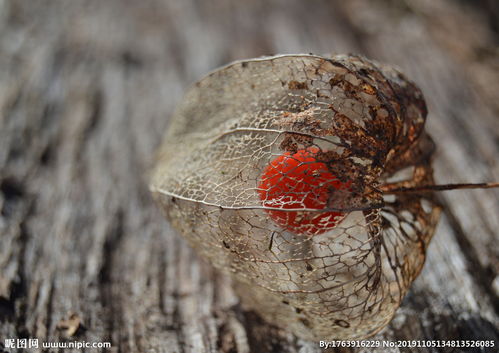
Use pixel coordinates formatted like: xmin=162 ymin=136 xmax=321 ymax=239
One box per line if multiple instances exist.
xmin=1 ymin=0 xmax=498 ymax=352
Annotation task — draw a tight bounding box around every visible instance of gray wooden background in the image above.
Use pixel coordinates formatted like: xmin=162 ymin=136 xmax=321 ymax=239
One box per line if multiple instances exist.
xmin=1 ymin=0 xmax=498 ymax=352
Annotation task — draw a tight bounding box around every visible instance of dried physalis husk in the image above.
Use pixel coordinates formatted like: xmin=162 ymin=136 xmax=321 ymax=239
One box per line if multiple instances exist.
xmin=150 ymin=54 xmax=443 ymax=340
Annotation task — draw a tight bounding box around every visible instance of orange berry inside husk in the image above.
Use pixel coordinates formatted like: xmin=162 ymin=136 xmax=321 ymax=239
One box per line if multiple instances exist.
xmin=258 ymin=147 xmax=351 ymax=236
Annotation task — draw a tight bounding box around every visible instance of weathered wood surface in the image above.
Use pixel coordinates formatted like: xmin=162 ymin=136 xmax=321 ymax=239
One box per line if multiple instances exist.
xmin=1 ymin=0 xmax=498 ymax=352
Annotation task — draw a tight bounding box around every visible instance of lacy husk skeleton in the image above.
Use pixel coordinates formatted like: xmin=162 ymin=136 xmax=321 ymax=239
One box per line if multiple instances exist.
xmin=150 ymin=54 xmax=444 ymax=340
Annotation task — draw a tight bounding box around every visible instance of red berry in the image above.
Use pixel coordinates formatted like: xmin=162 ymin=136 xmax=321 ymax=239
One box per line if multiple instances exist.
xmin=258 ymin=147 xmax=350 ymax=236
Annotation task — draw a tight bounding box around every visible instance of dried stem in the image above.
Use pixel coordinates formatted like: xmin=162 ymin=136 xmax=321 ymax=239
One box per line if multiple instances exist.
xmin=381 ymin=182 xmax=499 ymax=194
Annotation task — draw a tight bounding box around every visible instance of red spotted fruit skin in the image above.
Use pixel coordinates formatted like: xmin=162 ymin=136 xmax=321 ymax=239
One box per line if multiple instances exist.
xmin=258 ymin=147 xmax=350 ymax=236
